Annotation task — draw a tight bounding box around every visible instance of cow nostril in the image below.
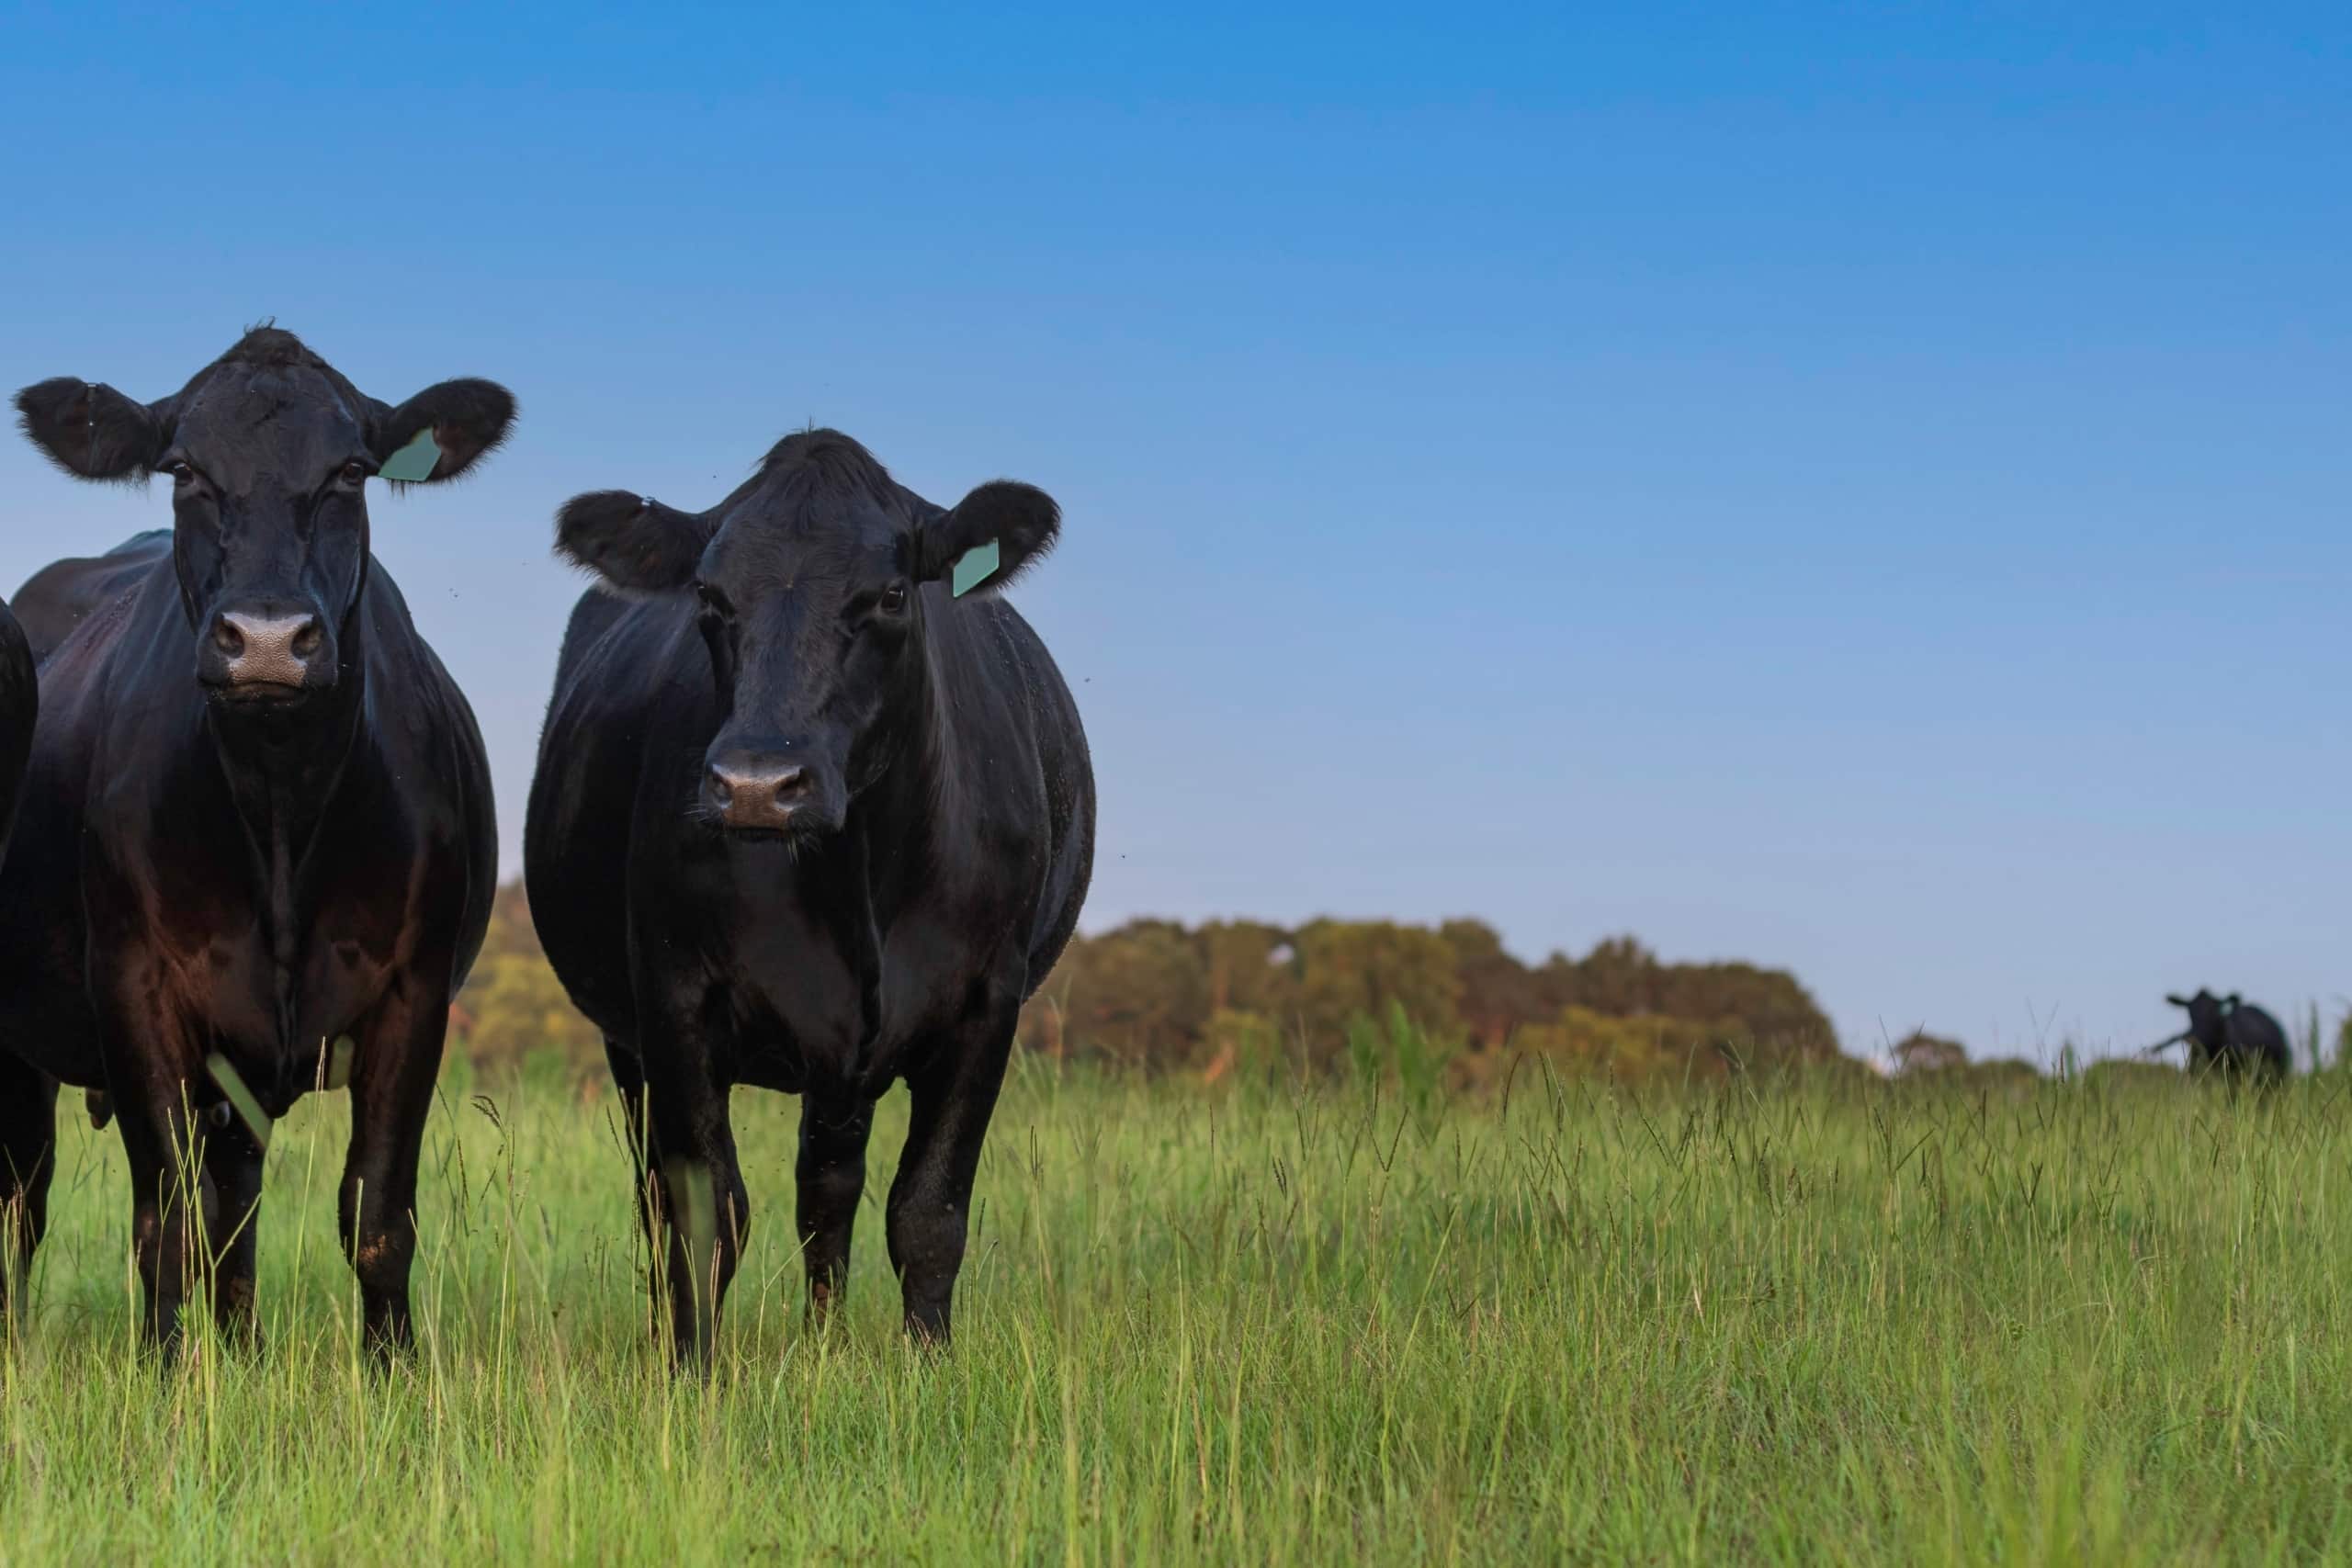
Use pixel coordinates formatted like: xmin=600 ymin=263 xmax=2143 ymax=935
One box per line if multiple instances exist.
xmin=707 ymin=761 xmax=809 ymax=824
xmin=291 ymin=620 xmax=322 ymax=659
xmin=213 ymin=619 xmax=245 ymax=657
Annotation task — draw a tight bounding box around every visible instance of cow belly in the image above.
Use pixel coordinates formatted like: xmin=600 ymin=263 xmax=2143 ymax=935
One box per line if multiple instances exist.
xmin=126 ymin=934 xmax=398 ymax=1105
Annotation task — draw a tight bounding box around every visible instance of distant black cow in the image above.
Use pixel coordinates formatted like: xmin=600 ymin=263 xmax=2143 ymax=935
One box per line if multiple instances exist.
xmin=0 ymin=328 xmax=512 ymax=1352
xmin=526 ymin=429 xmax=1094 ymax=1360
xmin=2148 ymin=990 xmax=2292 ymax=1084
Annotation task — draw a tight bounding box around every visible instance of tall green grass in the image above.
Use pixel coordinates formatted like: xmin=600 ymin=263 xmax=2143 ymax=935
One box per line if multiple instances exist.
xmin=4 ymin=1055 xmax=2351 ymax=1563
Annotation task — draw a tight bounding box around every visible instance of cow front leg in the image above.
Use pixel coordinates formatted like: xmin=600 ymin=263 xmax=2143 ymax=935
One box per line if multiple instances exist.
xmin=116 ymin=1096 xmax=205 ymax=1355
xmin=796 ymin=1093 xmax=873 ymax=1325
xmin=887 ymin=990 xmax=1021 ymax=1347
xmin=202 ymin=1118 xmax=266 ymax=1347
xmin=338 ymin=971 xmax=451 ymax=1360
xmin=94 ymin=969 xmax=205 ymax=1355
xmin=603 ymin=1036 xmax=658 ymax=1262
xmin=0 ymin=1055 xmax=58 ymax=1323
xmin=628 ymin=987 xmax=749 ymax=1370
xmin=642 ymin=1063 xmax=749 ymax=1370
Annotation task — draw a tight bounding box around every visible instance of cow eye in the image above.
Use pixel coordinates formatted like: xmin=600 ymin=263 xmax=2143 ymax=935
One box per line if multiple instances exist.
xmin=878 ymin=582 xmax=908 ymax=614
xmin=164 ymin=461 xmax=196 ymax=486
xmin=695 ymin=583 xmax=732 ymax=620
xmin=340 ymin=459 xmax=370 ymax=485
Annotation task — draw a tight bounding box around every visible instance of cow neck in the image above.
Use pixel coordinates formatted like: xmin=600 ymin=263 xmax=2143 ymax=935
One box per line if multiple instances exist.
xmin=205 ymin=608 xmax=368 ymax=953
xmin=847 ymin=628 xmax=959 ymax=926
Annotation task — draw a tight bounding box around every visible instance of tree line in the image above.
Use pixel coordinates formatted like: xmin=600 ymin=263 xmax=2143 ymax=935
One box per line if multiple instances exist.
xmin=453 ymin=883 xmax=1850 ymax=1083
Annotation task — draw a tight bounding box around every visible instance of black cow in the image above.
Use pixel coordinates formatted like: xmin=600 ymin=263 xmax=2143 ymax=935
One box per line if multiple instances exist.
xmin=1 ymin=328 xmax=512 ymax=1352
xmin=526 ymin=429 xmax=1093 ymax=1360
xmin=2148 ymin=989 xmax=2292 ymax=1084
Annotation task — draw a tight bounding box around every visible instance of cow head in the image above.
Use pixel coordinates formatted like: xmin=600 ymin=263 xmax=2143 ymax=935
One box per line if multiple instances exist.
xmin=14 ymin=327 xmax=514 ymax=708
xmin=555 ymin=429 xmax=1058 ymax=841
xmin=2165 ymin=989 xmax=2230 ymax=1050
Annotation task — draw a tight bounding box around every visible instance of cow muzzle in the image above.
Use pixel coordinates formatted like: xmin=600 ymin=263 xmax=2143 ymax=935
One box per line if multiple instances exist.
xmin=200 ymin=602 xmax=334 ymax=698
xmin=703 ymin=745 xmax=838 ymax=835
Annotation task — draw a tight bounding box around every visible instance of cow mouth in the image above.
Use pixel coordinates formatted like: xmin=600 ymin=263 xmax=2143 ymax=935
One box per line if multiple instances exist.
xmin=718 ymin=821 xmax=817 ymax=842
xmin=207 ymin=679 xmax=316 ymax=707
xmin=707 ymin=814 xmax=840 ymax=846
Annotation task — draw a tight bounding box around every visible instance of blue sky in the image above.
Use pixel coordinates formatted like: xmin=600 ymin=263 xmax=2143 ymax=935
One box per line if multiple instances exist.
xmin=2 ymin=3 xmax=2345 ymax=1061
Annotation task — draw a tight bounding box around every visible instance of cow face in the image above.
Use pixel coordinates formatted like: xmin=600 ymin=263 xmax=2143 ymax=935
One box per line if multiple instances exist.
xmin=2165 ymin=989 xmax=2230 ymax=1050
xmin=15 ymin=328 xmax=513 ymax=708
xmin=556 ymin=430 xmax=1059 ymax=842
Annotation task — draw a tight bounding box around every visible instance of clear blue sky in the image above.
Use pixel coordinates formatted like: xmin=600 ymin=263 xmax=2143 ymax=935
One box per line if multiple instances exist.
xmin=2 ymin=3 xmax=2345 ymax=1062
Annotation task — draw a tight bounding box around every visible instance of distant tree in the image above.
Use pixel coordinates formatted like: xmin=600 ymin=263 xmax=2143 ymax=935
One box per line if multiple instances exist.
xmin=1285 ymin=919 xmax=1463 ymax=1063
xmin=479 ymin=880 xmax=543 ymax=962
xmin=1199 ymin=919 xmax=1292 ymax=1017
xmin=1544 ymin=935 xmax=1657 ymax=1017
xmin=1027 ymin=919 xmax=1210 ymax=1065
xmin=1441 ymin=919 xmax=1545 ymax=1048
xmin=1532 ymin=936 xmax=1839 ymax=1065
xmin=1510 ymin=1005 xmax=1738 ymax=1080
xmin=452 ymin=883 xmax=603 ymax=1072
xmin=462 ymin=950 xmax=604 ymax=1069
xmin=1892 ymin=1032 xmax=1969 ymax=1075
xmin=1023 ymin=913 xmax=1850 ymax=1079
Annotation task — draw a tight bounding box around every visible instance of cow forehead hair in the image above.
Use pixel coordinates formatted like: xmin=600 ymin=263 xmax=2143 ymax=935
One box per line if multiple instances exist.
xmin=171 ymin=325 xmax=372 ymax=441
xmin=743 ymin=429 xmax=918 ymax=523
xmin=706 ymin=516 xmax=896 ymax=593
xmin=702 ymin=427 xmax=923 ymax=558
xmin=757 ymin=427 xmax=894 ymax=488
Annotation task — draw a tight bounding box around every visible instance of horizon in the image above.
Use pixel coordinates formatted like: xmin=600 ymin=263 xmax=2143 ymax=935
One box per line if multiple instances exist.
xmin=2 ymin=4 xmax=2345 ymax=1065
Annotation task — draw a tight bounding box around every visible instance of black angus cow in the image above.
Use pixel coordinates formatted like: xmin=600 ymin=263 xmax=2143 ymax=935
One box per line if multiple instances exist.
xmin=0 ymin=328 xmax=512 ymax=1351
xmin=2148 ymin=989 xmax=2292 ymax=1084
xmin=526 ymin=429 xmax=1093 ymax=1360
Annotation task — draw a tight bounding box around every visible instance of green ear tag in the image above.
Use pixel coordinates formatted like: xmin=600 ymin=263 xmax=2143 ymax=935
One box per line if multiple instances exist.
xmin=951 ymin=538 xmax=1001 ymax=598
xmin=378 ymin=426 xmax=441 ymax=482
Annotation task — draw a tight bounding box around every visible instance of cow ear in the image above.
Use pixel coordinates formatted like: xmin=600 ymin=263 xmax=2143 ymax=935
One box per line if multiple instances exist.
xmin=2164 ymin=994 xmax=2188 ymax=1009
xmin=15 ymin=378 xmax=166 ymax=482
xmin=373 ymin=378 xmax=517 ymax=482
xmin=555 ymin=490 xmax=716 ymax=594
xmin=913 ymin=480 xmax=1060 ymax=597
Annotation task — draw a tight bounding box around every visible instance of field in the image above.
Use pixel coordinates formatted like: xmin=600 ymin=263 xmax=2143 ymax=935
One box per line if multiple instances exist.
xmin=4 ymin=1055 xmax=2351 ymax=1564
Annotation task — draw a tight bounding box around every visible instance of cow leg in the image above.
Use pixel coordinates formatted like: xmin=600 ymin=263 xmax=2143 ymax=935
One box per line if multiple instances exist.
xmin=338 ymin=970 xmax=450 ymax=1360
xmin=642 ymin=1059 xmax=749 ymax=1370
xmin=621 ymin=980 xmax=750 ymax=1369
xmin=0 ymin=1055 xmax=59 ymax=1321
xmin=201 ymin=1117 xmax=266 ymax=1347
xmin=887 ymin=985 xmax=1022 ymax=1347
xmin=112 ymin=1091 xmax=204 ymax=1355
xmin=604 ymin=1036 xmax=658 ymax=1258
xmin=603 ymin=1033 xmax=694 ymax=1350
xmin=796 ymin=1094 xmax=873 ymax=1325
xmin=93 ymin=969 xmax=205 ymax=1353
